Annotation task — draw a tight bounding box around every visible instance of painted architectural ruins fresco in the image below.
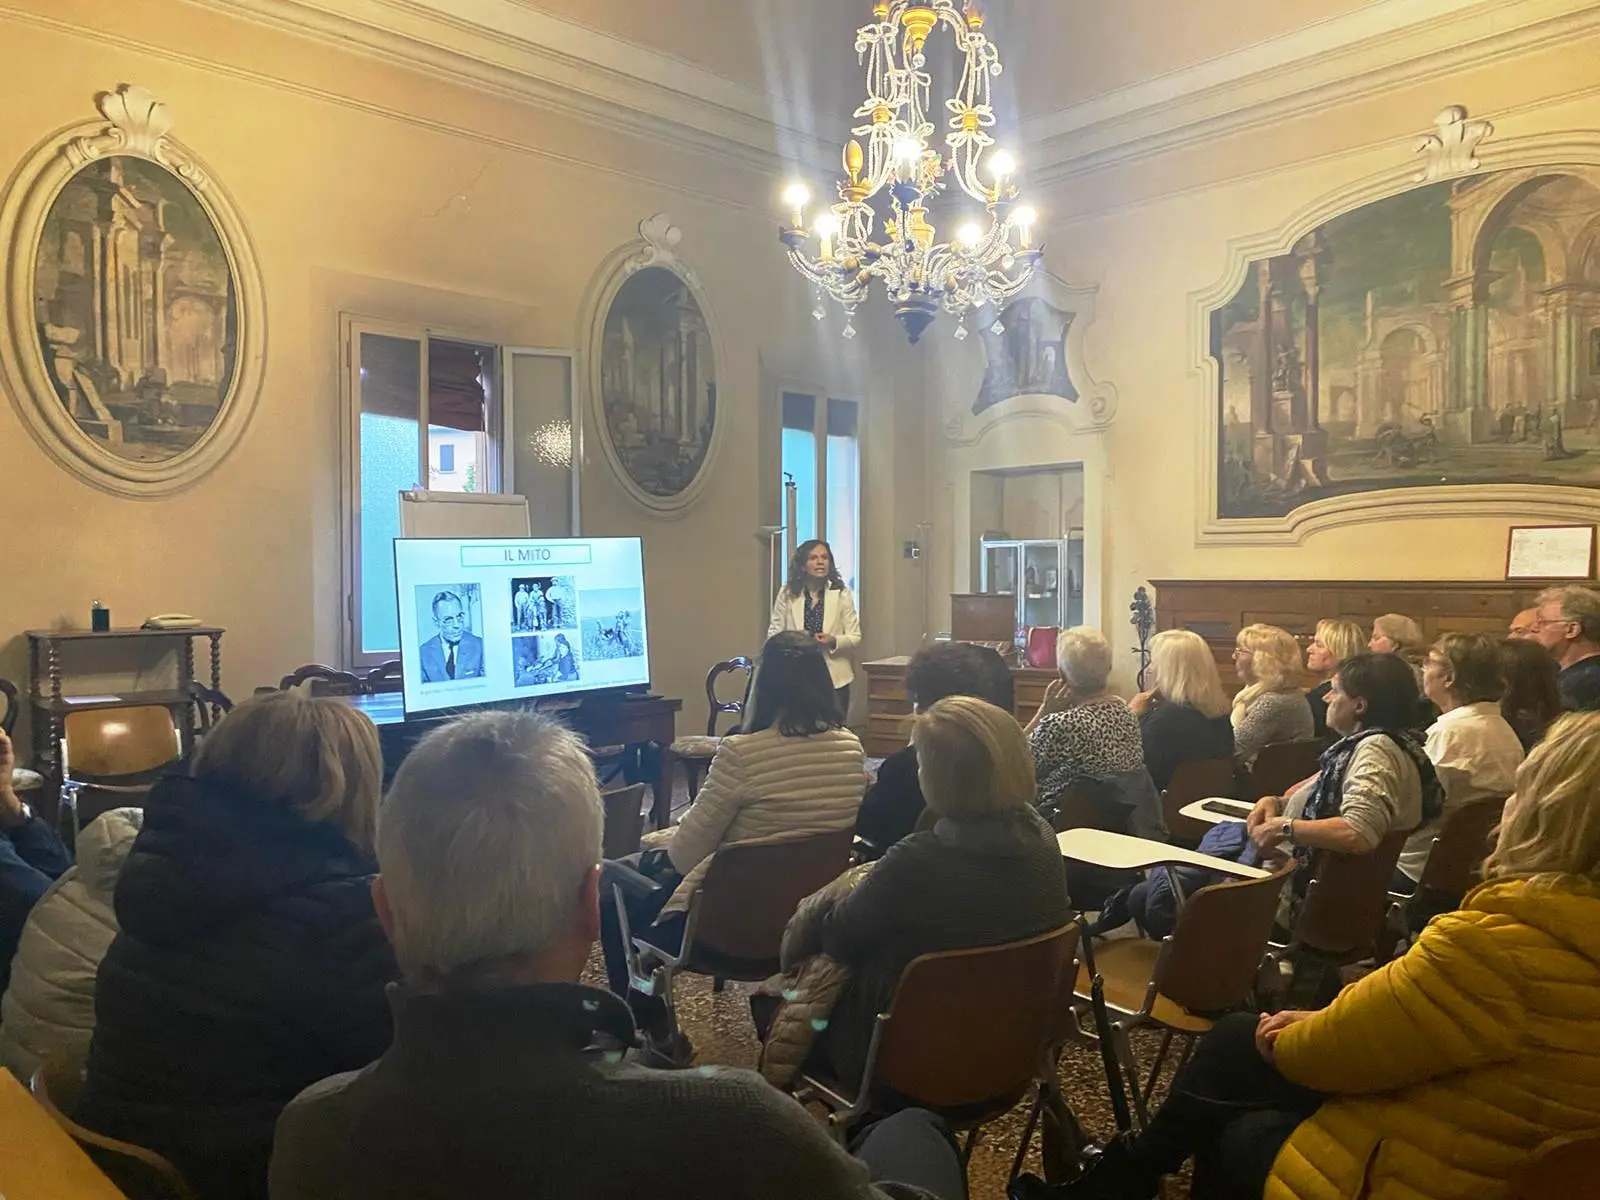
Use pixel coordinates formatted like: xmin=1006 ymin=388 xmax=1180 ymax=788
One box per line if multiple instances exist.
xmin=1213 ymin=167 xmax=1600 ymax=518
xmin=34 ymin=156 xmax=237 ymax=462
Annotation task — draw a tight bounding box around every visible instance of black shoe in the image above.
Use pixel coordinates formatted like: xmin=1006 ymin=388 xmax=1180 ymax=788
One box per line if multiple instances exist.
xmin=1008 ymin=1137 xmax=1159 ymax=1200
xmin=638 ymin=1028 xmax=694 ymax=1070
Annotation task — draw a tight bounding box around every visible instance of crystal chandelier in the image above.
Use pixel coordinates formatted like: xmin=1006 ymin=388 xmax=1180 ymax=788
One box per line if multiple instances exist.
xmin=778 ymin=0 xmax=1041 ymax=344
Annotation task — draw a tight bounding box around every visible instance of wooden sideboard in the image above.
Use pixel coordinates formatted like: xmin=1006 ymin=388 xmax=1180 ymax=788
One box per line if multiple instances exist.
xmin=1151 ymin=579 xmax=1541 ymax=690
xmin=862 ymin=656 xmax=1056 ymax=757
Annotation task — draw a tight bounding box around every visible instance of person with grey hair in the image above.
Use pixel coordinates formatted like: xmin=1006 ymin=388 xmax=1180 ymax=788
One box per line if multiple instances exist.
xmin=269 ymin=711 xmax=969 ymax=1200
xmin=1529 ymin=585 xmax=1600 ymax=711
xmin=1025 ymin=627 xmax=1163 ymax=841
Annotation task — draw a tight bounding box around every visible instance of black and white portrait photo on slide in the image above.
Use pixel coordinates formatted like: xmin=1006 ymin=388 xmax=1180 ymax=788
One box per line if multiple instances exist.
xmin=415 ymin=583 xmax=485 ymax=684
xmin=510 ymin=576 xmax=577 ymax=633
xmin=580 ymin=588 xmax=644 ymax=661
xmin=513 ymin=633 xmax=582 ymax=687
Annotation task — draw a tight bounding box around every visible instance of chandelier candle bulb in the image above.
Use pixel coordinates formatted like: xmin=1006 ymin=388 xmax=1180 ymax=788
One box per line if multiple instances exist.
xmin=782 ymin=182 xmax=811 ymax=229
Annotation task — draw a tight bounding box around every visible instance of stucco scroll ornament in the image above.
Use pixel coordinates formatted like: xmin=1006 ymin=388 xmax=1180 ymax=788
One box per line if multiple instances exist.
xmin=623 ymin=214 xmax=695 ymax=280
xmin=1414 ymin=106 xmax=1493 ymax=184
xmin=63 ymin=85 xmax=210 ymax=190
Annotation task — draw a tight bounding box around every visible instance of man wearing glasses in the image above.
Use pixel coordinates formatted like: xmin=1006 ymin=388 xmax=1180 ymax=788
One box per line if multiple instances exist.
xmin=420 ymin=591 xmax=485 ymax=683
xmin=1529 ymin=586 xmax=1600 ymax=711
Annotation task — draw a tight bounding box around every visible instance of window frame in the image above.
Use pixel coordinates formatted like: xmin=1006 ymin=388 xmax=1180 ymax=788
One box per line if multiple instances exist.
xmin=774 ymin=378 xmax=864 ymax=599
xmin=339 ymin=314 xmax=503 ymax=669
xmin=500 ymin=345 xmax=582 ymax=537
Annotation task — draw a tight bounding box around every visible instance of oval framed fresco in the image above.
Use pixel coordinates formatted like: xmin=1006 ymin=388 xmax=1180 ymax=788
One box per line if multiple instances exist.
xmin=584 ymin=215 xmax=724 ymax=514
xmin=0 ymin=85 xmax=266 ymax=497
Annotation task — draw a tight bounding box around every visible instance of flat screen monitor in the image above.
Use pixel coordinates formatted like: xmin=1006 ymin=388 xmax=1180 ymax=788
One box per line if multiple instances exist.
xmin=394 ymin=536 xmax=649 ymax=717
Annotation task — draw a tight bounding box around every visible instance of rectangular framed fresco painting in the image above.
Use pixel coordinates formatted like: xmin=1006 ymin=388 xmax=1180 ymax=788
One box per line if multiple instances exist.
xmin=1212 ymin=167 xmax=1600 ymax=520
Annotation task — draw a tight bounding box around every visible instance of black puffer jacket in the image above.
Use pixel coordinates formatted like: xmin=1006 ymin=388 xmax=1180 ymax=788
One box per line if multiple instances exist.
xmin=78 ymin=775 xmax=398 ymax=1200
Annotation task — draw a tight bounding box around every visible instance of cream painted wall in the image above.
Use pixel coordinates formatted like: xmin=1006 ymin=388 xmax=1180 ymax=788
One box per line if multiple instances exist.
xmin=925 ymin=30 xmax=1600 ymax=690
xmin=0 ymin=0 xmax=924 ymax=745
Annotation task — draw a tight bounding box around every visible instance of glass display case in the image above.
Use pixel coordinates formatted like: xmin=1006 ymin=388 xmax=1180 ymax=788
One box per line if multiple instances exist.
xmin=979 ymin=537 xmax=1082 ymax=638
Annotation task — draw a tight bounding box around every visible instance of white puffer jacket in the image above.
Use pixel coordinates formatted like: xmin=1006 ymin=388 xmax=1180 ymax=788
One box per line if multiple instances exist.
xmin=654 ymin=727 xmax=868 ymax=915
xmin=0 ymin=807 xmax=143 ymax=1079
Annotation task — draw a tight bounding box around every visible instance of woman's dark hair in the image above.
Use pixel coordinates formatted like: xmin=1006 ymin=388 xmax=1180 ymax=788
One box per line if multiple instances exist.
xmin=1500 ymin=637 xmax=1561 ymax=745
xmin=743 ymin=631 xmax=841 ymax=737
xmin=1335 ymin=652 xmax=1421 ymax=730
xmin=906 ymin=642 xmax=1015 ymax=713
xmin=554 ymin=633 xmax=573 ymax=659
xmin=784 ymin=539 xmax=845 ymax=597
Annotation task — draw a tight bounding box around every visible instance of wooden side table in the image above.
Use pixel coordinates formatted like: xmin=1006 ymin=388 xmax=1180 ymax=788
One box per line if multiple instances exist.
xmin=26 ymin=627 xmax=225 ymax=789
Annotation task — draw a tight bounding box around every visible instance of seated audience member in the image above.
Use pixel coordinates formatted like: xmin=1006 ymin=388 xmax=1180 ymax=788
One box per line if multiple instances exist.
xmin=269 ymin=711 xmax=970 ymax=1200
xmin=1500 ymin=636 xmax=1562 ymax=752
xmin=1395 ymin=634 xmax=1524 ymax=893
xmin=78 ymin=692 xmax=397 ymax=1200
xmin=1036 ymin=711 xmax=1600 ymax=1200
xmin=0 ymin=808 xmax=141 ymax=1081
xmin=1303 ymin=619 xmax=1365 ymax=739
xmin=599 ymin=631 xmax=867 ymax=1060
xmin=1027 ymin=627 xmax=1162 ymax=838
xmin=1507 ymin=606 xmax=1539 ymax=639
xmin=1130 ymin=629 xmax=1233 ymax=792
xmin=772 ymin=696 xmax=1072 ymax=1090
xmin=855 ymin=641 xmax=1014 ymax=855
xmin=0 ymin=729 xmax=73 ymax=999
xmin=1529 ymin=584 xmax=1600 ymax=711
xmin=1368 ymin=612 xmax=1426 ymax=660
xmin=1230 ymin=624 xmax=1314 ymax=766
xmin=1245 ymin=653 xmax=1441 ymax=926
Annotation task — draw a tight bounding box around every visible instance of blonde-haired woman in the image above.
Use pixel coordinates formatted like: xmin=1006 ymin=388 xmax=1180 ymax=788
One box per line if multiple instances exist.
xmin=1131 ymin=629 xmax=1235 ymax=791
xmin=1305 ymin=618 xmax=1366 ymax=738
xmin=796 ymin=696 xmax=1072 ymax=1088
xmin=1047 ymin=711 xmax=1600 ymax=1200
xmin=1231 ymin=623 xmax=1314 ymax=766
xmin=1027 ymin=627 xmax=1156 ymax=833
xmin=79 ymin=692 xmax=398 ymax=1200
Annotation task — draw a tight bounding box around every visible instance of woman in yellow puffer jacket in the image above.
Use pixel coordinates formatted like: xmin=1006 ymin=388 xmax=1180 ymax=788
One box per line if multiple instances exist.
xmin=1046 ymin=710 xmax=1600 ymax=1200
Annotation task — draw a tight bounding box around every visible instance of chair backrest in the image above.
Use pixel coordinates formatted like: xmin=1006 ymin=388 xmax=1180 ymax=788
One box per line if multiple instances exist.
xmin=63 ymin=706 xmax=181 ymax=777
xmin=278 ymin=664 xmax=369 ymax=697
xmin=365 ymin=660 xmax=404 ymax=694
xmin=1512 ymin=1132 xmax=1600 ymax=1199
xmin=691 ymin=828 xmax=856 ymax=963
xmin=31 ymin=1059 xmax=199 ymax=1200
xmin=1295 ymin=826 xmax=1412 ymax=957
xmin=1048 ymin=778 xmax=1127 ymax=834
xmin=1419 ymin=795 xmax=1507 ymax=896
xmin=1247 ymin=739 xmax=1325 ymax=800
xmin=601 ymin=783 xmax=647 ymax=860
xmin=1158 ymin=864 xmax=1292 ymax=1014
xmin=704 ymin=657 xmax=753 ymax=736
xmin=869 ymin=924 xmax=1079 ymax=1111
xmin=0 ymin=676 xmax=18 ymax=737
xmin=1162 ymin=757 xmax=1239 ymax=843
xmin=187 ymin=682 xmax=234 ymax=737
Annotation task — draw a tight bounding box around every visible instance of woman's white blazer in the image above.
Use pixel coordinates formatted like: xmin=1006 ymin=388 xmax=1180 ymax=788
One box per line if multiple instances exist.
xmin=767 ymin=586 xmax=862 ymax=688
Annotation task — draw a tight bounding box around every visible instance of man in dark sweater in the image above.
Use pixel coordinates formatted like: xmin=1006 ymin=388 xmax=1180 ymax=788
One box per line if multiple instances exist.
xmin=1531 ymin=585 xmax=1600 ymax=711
xmin=269 ymin=711 xmax=964 ymax=1200
xmin=856 ymin=642 xmax=1015 ymax=857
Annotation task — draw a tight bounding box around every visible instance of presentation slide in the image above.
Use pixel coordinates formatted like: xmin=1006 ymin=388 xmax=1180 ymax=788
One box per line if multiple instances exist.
xmin=394 ymin=536 xmax=649 ymax=716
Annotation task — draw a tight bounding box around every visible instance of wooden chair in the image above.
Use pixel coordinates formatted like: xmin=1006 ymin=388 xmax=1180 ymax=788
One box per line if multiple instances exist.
xmin=1073 ymin=864 xmax=1292 ymax=1125
xmin=1245 ymin=739 xmax=1325 ymax=801
xmin=1161 ymin=757 xmax=1238 ymax=846
xmin=278 ymin=664 xmax=369 ymax=696
xmin=0 ymin=676 xmax=18 ymax=736
xmin=796 ymin=924 xmax=1080 ymax=1169
xmin=365 ymin=660 xmax=404 ymax=694
xmin=187 ymin=682 xmax=234 ymax=737
xmin=1387 ymin=794 xmax=1507 ymax=945
xmin=661 ymin=657 xmax=754 ymax=805
xmin=1048 ymin=779 xmax=1139 ymax=912
xmin=59 ymin=706 xmax=182 ymax=837
xmin=31 ymin=1059 xmax=200 ymax=1200
xmin=1267 ymin=827 xmax=1411 ymax=1007
xmin=1512 ymin=1132 xmax=1600 ymax=1199
xmin=601 ymin=783 xmax=648 ymax=860
xmin=619 ymin=828 xmax=854 ymax=1043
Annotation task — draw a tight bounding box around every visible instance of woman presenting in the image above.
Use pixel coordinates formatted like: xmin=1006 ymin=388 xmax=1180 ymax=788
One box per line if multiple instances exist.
xmin=769 ymin=539 xmax=861 ymax=719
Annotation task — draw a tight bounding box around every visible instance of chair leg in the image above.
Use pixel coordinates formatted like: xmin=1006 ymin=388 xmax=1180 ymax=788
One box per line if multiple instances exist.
xmin=1112 ymin=1021 xmax=1150 ymax=1129
xmin=1142 ymin=1027 xmax=1175 ymax=1104
xmin=960 ymin=1126 xmax=980 ymax=1166
xmin=712 ymin=976 xmax=725 ymax=993
xmin=1009 ymin=1083 xmax=1047 ymax=1186
xmin=686 ymin=762 xmax=706 ymax=802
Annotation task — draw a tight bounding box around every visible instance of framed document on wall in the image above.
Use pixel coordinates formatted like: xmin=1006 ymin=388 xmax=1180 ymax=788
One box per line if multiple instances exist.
xmin=1506 ymin=525 xmax=1597 ymax=581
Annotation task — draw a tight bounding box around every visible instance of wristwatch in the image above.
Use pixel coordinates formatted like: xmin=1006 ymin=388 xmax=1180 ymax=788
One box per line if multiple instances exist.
xmin=0 ymin=798 xmax=34 ymax=829
xmin=1280 ymin=818 xmax=1295 ymax=844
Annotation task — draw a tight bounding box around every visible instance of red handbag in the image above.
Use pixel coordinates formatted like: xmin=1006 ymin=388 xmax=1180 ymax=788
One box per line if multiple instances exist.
xmin=1024 ymin=626 xmax=1059 ymax=669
